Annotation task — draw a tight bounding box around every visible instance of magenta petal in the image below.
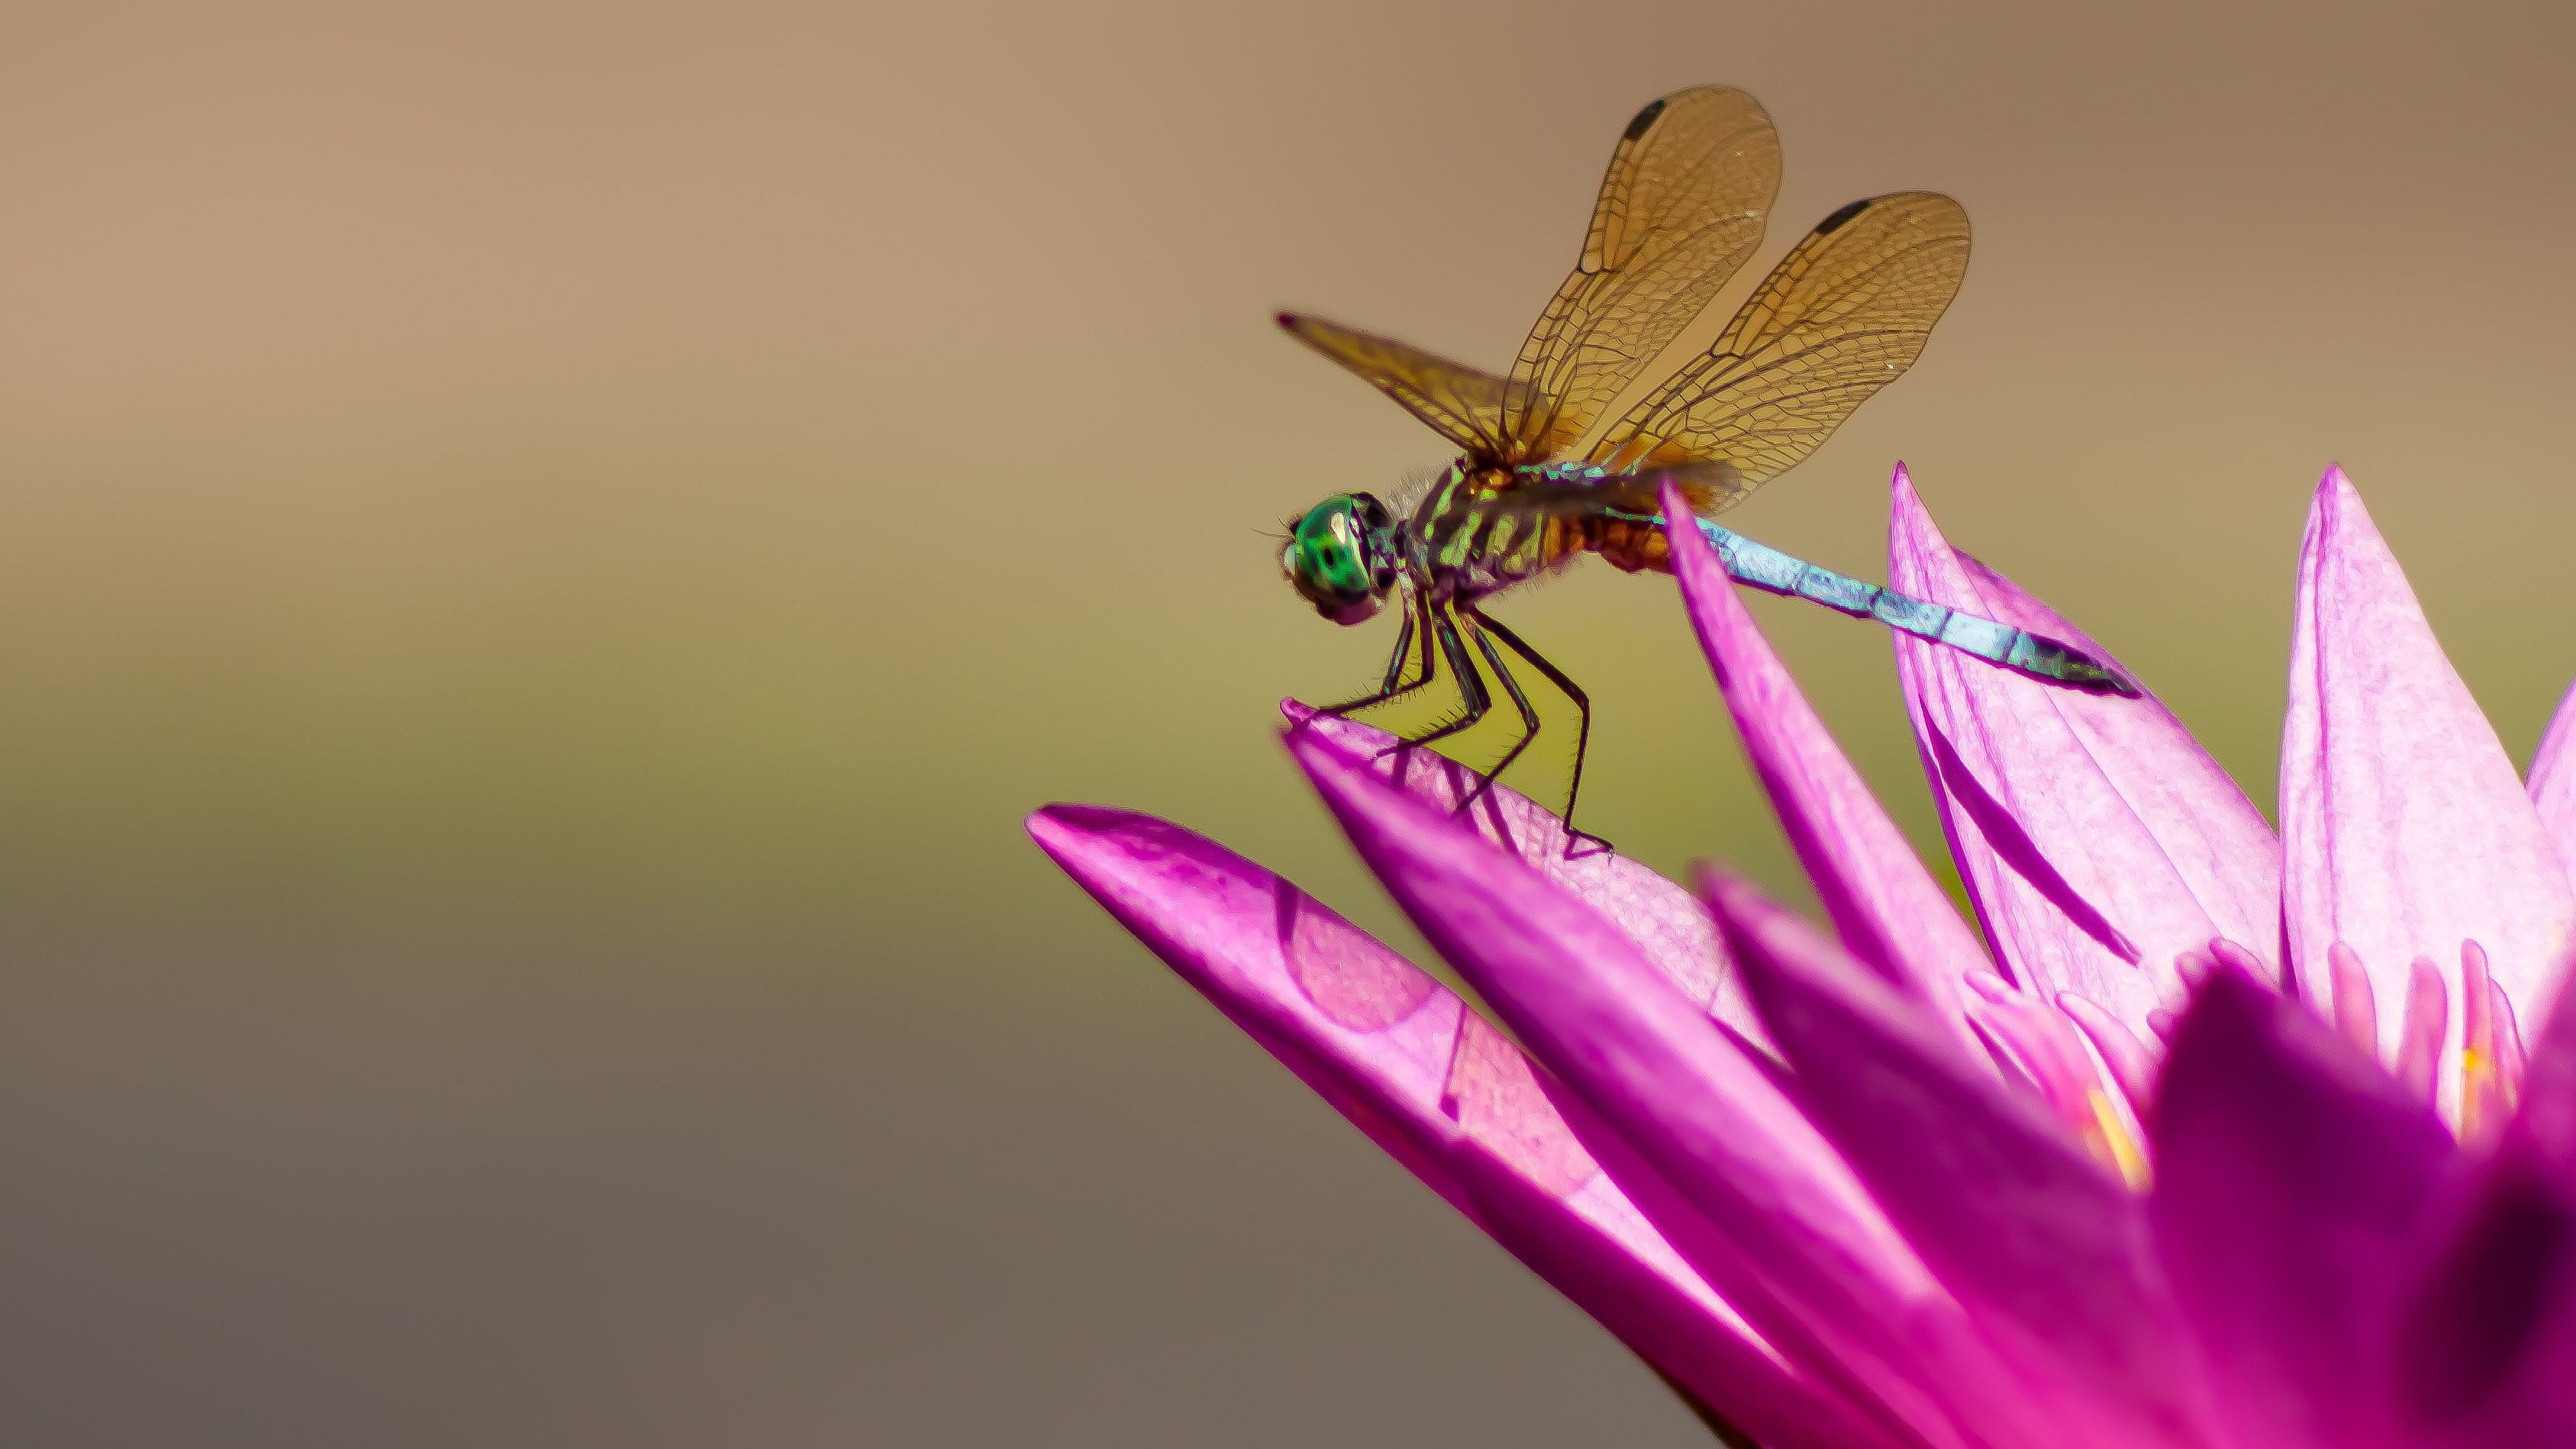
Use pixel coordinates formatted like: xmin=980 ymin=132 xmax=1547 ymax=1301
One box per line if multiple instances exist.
xmin=2280 ymin=467 xmax=2576 ymax=1089
xmin=1024 ymin=804 xmax=1888 ymax=1449
xmin=1705 ymin=869 xmax=2217 ymax=1449
xmin=1284 ymin=703 xmax=1752 ymax=1037
xmin=1284 ymin=729 xmax=2049 ymax=1449
xmin=1886 ymin=466 xmax=2280 ymax=1029
xmin=2146 ymin=961 xmax=2457 ymax=1448
xmin=2527 ymin=675 xmax=2576 ymax=883
xmin=1659 ymin=483 xmax=1993 ymax=1061
xmin=2386 ymin=956 xmax=2576 ymax=1445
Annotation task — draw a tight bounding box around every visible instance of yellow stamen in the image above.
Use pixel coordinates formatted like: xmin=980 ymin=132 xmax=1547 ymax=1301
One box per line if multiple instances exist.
xmin=2459 ymin=1045 xmax=2503 ymax=1145
xmin=2087 ymin=1088 xmax=2152 ymax=1191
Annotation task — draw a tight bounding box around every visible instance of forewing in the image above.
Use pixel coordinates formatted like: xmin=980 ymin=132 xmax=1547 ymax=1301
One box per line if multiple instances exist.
xmin=1503 ymin=87 xmax=1781 ymax=462
xmin=1279 ymin=312 xmax=1519 ymax=455
xmin=1592 ymin=192 xmax=1969 ymax=491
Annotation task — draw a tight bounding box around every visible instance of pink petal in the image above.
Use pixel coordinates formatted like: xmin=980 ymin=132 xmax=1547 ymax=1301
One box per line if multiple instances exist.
xmin=2525 ymin=675 xmax=2576 ymax=880
xmin=2057 ymin=992 xmax=2159 ymax=1113
xmin=2515 ymin=965 xmax=2576 ymax=1164
xmin=1284 ymin=703 xmax=1753 ymax=1039
xmin=1024 ymin=804 xmax=1890 ymax=1449
xmin=2396 ymin=957 xmax=2452 ymax=1108
xmin=2494 ymin=981 xmax=2530 ymax=1101
xmin=2280 ymin=467 xmax=2576 ymax=1101
xmin=2388 ymin=953 xmax=2576 ymax=1445
xmin=1285 ymin=728 xmax=2047 ymax=1449
xmin=2462 ymin=942 xmax=2517 ymax=1148
xmin=1705 ymin=869 xmax=2216 ymax=1449
xmin=1958 ymin=977 xmax=2146 ymax=1178
xmin=2146 ymin=961 xmax=2457 ymax=1449
xmin=2330 ymin=942 xmax=2381 ymax=1058
xmin=1658 ymin=483 xmax=1993 ymax=1062
xmin=1886 ymin=465 xmax=2280 ymax=1031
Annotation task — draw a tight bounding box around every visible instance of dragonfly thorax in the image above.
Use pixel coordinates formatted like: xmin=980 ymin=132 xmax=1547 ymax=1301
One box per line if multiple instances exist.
xmin=1281 ymin=492 xmax=1403 ymax=625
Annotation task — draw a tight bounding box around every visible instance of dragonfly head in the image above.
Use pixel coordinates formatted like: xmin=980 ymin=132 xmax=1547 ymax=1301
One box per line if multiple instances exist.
xmin=1281 ymin=492 xmax=1400 ymax=625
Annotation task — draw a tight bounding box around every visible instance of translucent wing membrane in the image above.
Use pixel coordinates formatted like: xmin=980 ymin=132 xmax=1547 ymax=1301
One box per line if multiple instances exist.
xmin=1503 ymin=87 xmax=1781 ymax=462
xmin=1592 ymin=192 xmax=1970 ymax=486
xmin=1278 ymin=312 xmax=1523 ymax=456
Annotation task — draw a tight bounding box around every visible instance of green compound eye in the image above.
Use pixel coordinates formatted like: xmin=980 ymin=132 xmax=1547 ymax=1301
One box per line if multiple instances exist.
xmin=1290 ymin=501 xmax=1365 ymax=593
xmin=1308 ymin=540 xmax=1364 ymax=593
xmin=1283 ymin=495 xmax=1391 ymax=623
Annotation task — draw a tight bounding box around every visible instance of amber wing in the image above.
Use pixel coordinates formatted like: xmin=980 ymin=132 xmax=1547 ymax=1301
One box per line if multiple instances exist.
xmin=1588 ymin=191 xmax=1970 ymax=490
xmin=1276 ymin=312 xmax=1524 ymax=456
xmin=1501 ymin=87 xmax=1781 ymax=463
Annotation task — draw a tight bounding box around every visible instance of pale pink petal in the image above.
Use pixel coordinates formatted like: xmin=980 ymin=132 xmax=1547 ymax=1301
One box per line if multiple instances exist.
xmin=2397 ymin=957 xmax=2451 ymax=1107
xmin=1887 ymin=465 xmax=2280 ymax=1032
xmin=1284 ymin=703 xmax=1753 ymax=1039
xmin=2462 ymin=942 xmax=2516 ymax=1148
xmin=2516 ymin=970 xmax=2576 ymax=1157
xmin=1286 ymin=728 xmax=2052 ymax=1449
xmin=2146 ymin=963 xmax=2456 ymax=1449
xmin=2494 ymin=981 xmax=2529 ymax=1097
xmin=1024 ymin=804 xmax=1893 ymax=1449
xmin=2280 ymin=466 xmax=2576 ymax=1105
xmin=2057 ymin=993 xmax=2157 ymax=1111
xmin=2525 ymin=675 xmax=2576 ymax=879
xmin=1706 ymin=869 xmax=2218 ymax=1449
xmin=1658 ymin=482 xmax=1992 ymax=1063
xmin=2329 ymin=942 xmax=2380 ymax=1057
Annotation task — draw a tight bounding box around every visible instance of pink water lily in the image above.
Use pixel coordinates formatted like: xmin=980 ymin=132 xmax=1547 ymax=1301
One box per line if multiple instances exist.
xmin=1027 ymin=465 xmax=2576 ymax=1448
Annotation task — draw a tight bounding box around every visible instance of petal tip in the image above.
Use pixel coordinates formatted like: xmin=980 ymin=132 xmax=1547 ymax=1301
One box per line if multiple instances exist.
xmin=1886 ymin=464 xmax=1941 ymax=561
xmin=1025 ymin=802 xmax=1163 ymax=881
xmin=1689 ymin=861 xmax=1756 ymax=917
xmin=1027 ymin=801 xmax=1112 ymax=848
xmin=1284 ymin=720 xmax=1403 ymax=827
xmin=2307 ymin=464 xmax=2367 ymax=537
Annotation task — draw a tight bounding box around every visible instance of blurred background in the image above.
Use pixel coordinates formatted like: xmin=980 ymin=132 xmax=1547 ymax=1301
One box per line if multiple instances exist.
xmin=6 ymin=1 xmax=2575 ymax=1443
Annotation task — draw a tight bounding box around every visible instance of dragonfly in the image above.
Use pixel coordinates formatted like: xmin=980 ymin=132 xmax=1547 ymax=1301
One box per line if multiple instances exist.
xmin=1276 ymin=84 xmax=2133 ymax=848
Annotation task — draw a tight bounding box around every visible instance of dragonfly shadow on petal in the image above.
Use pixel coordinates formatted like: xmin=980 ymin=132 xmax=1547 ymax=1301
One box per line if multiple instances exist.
xmin=1271 ymin=879 xmax=1439 ymax=1032
xmin=1925 ymin=718 xmax=2141 ymax=969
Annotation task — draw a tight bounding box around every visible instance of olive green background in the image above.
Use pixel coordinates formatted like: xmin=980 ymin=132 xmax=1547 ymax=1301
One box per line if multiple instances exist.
xmin=7 ymin=1 xmax=2575 ymax=1444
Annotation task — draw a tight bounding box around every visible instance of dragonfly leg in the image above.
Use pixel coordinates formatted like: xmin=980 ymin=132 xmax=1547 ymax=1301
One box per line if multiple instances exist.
xmin=1310 ymin=595 xmax=1438 ymax=719
xmin=1459 ymin=617 xmax=1542 ymax=809
xmin=1465 ymin=604 xmax=1610 ymax=857
xmin=1397 ymin=606 xmax=1492 ymax=752
xmin=1380 ymin=603 xmax=1421 ymax=694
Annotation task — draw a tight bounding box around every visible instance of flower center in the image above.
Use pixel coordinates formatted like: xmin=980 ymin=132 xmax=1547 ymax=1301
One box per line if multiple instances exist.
xmin=2324 ymin=937 xmax=2523 ymax=1142
xmin=1964 ymin=974 xmax=2151 ymax=1188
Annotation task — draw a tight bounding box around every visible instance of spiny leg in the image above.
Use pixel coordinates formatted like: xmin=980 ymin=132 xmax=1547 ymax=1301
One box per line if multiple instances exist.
xmin=1455 ymin=615 xmax=1541 ymax=818
xmin=1379 ymin=602 xmax=1421 ymax=694
xmin=1397 ymin=606 xmax=1492 ymax=753
xmin=1309 ymin=604 xmax=1532 ymax=832
xmin=1311 ymin=595 xmax=1438 ymax=720
xmin=1467 ymin=604 xmax=1610 ymax=856
xmin=1384 ymin=606 xmax=1505 ymax=823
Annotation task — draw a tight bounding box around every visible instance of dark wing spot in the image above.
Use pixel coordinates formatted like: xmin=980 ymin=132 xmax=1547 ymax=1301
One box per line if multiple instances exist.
xmin=1815 ymin=199 xmax=1873 ymax=235
xmin=1622 ymin=97 xmax=1668 ymax=143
